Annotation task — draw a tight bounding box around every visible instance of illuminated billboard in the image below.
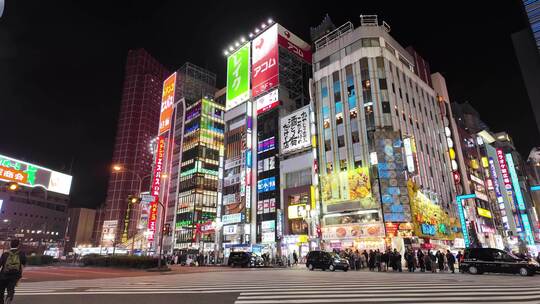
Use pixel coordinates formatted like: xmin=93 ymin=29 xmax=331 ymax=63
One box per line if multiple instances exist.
xmin=277 ymin=24 xmax=312 ymax=63
xmin=148 ymin=136 xmax=166 ymax=241
xmin=159 ymin=72 xmax=177 ymax=135
xmin=226 ymin=43 xmax=251 ymax=111
xmin=280 ymin=105 xmax=311 ymax=154
xmin=255 ymin=88 xmax=279 ymax=115
xmin=0 ymin=154 xmax=72 ymax=195
xmin=320 ymin=167 xmax=377 ymax=210
xmin=252 ymin=24 xmax=279 ymax=98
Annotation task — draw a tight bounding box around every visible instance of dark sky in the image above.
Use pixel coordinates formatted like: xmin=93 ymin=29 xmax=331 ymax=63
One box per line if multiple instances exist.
xmin=1 ymin=1 xmax=537 ymax=208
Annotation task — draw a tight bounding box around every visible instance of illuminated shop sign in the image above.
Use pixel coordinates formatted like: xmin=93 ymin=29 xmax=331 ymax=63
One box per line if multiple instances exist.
xmin=0 ymin=154 xmax=72 ymax=195
xmin=226 ymin=43 xmax=251 ymax=111
xmin=257 ymin=177 xmax=276 ymax=193
xmin=101 ymin=220 xmax=118 ymax=245
xmin=148 ymin=136 xmax=166 ymax=241
xmin=496 ymin=149 xmax=512 ymax=190
xmin=280 ymin=105 xmax=311 ymax=154
xmin=505 ymin=153 xmax=526 ymax=211
xmin=159 ymin=73 xmax=177 ymax=135
xmin=421 ymin=223 xmax=436 ymax=236
xmin=476 ymin=207 xmax=492 ymax=219
xmin=288 ymin=204 xmax=308 ymax=219
xmin=277 ymin=24 xmax=312 ymax=62
xmin=456 ymin=194 xmax=475 ymax=248
xmin=261 ymin=220 xmax=276 ymax=243
xmin=257 ymin=137 xmax=275 ymax=154
xmin=257 ymin=156 xmax=275 ymax=173
xmin=321 ymin=223 xmax=384 ymax=239
xmin=255 ymin=89 xmax=279 ymax=115
xmin=222 ymin=213 xmax=243 ymax=224
xmin=222 ymin=224 xmax=238 ymax=235
xmin=520 ymin=214 xmax=535 ymax=246
xmin=403 ymin=137 xmax=416 ymax=173
xmin=257 ymin=198 xmax=276 ymax=215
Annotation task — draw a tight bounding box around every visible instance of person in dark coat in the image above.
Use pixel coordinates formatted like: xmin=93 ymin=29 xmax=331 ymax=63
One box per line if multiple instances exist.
xmin=429 ymin=250 xmax=437 ymax=273
xmin=393 ymin=248 xmax=402 ymax=272
xmin=404 ymin=249 xmax=415 ymax=272
xmin=368 ymin=250 xmax=375 ymax=271
xmin=446 ymin=250 xmax=456 ymax=273
xmin=417 ymin=250 xmax=425 ymax=272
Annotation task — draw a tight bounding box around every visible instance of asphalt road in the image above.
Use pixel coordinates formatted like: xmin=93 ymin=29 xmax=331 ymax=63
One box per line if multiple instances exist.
xmin=12 ymin=267 xmax=540 ymax=303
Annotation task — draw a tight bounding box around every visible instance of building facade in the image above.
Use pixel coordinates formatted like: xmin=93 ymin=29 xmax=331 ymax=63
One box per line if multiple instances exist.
xmin=312 ymin=16 xmax=458 ymax=253
xmin=65 ymin=207 xmax=96 ymax=252
xmin=93 ymin=49 xmax=169 ymax=246
xmin=220 ymin=21 xmax=313 ymax=259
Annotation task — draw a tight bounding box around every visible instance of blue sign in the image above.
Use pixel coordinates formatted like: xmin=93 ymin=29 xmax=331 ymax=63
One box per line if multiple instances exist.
xmin=456 ymin=194 xmax=475 ymax=248
xmin=520 ymin=214 xmax=535 ymax=246
xmin=257 ymin=177 xmax=276 ymax=193
xmin=531 ymin=185 xmax=540 ymax=192
xmin=421 ymin=223 xmax=436 ymax=236
xmin=505 ymin=153 xmax=526 ymax=211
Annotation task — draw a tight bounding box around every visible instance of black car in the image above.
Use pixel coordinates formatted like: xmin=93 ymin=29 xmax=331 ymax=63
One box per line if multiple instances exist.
xmin=227 ymin=252 xmax=263 ymax=268
xmin=306 ymin=250 xmax=349 ymax=271
xmin=460 ymin=248 xmax=539 ymax=276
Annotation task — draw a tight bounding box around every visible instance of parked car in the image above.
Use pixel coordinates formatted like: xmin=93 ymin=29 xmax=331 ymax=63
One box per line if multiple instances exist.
xmin=460 ymin=248 xmax=539 ymax=276
xmin=306 ymin=250 xmax=349 ymax=271
xmin=227 ymin=252 xmax=264 ymax=268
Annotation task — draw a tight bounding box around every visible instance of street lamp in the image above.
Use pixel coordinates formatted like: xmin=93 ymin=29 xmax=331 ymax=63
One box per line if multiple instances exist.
xmin=7 ymin=183 xmax=18 ymax=191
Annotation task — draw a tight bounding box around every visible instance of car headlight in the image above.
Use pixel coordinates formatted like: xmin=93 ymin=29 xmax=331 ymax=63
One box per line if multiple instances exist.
xmin=529 ymin=260 xmax=540 ymax=267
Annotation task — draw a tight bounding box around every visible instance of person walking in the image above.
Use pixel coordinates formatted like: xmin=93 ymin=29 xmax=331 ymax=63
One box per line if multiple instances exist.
xmin=429 ymin=250 xmax=437 ymax=273
xmin=417 ymin=250 xmax=425 ymax=272
xmin=0 ymin=239 xmax=26 ymax=304
xmin=436 ymin=250 xmax=444 ymax=271
xmin=380 ymin=250 xmax=387 ymax=272
xmin=456 ymin=251 xmax=463 ymax=272
xmin=292 ymin=250 xmax=298 ymax=266
xmin=446 ymin=250 xmax=456 ymax=273
xmin=405 ymin=249 xmax=415 ymax=272
xmin=375 ymin=249 xmax=382 ymax=272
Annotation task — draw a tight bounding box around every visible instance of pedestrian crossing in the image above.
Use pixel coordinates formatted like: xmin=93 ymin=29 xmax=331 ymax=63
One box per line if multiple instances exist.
xmin=14 ymin=270 xmax=540 ymax=303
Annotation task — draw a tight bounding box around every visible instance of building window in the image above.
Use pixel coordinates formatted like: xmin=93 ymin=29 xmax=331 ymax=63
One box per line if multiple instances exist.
xmin=382 ymin=101 xmax=391 ymax=114
xmin=338 ymin=135 xmax=345 ymax=147
xmin=340 ymin=159 xmax=347 ymax=171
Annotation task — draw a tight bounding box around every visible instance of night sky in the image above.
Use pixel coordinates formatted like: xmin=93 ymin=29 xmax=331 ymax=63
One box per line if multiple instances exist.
xmin=1 ymin=1 xmax=537 ymax=208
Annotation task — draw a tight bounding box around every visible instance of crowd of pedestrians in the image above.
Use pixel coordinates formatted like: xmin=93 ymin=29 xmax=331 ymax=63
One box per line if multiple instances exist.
xmin=334 ymin=248 xmax=461 ymax=273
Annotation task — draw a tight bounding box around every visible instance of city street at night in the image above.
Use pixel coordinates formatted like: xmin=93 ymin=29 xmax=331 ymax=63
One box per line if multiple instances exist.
xmin=13 ymin=267 xmax=540 ymax=303
xmin=3 ymin=1 xmax=540 ymax=303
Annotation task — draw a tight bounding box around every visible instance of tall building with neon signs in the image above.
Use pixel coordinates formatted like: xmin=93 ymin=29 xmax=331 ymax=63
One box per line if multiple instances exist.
xmin=220 ymin=20 xmax=314 ymax=258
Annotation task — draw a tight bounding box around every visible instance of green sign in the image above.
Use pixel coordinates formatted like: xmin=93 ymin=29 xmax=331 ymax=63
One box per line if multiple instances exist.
xmin=226 ymin=43 xmax=250 ymax=111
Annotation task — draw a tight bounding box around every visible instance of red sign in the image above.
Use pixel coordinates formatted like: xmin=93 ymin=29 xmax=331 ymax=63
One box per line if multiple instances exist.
xmin=385 ymin=222 xmax=399 ymax=236
xmin=496 ymin=148 xmax=512 ymax=190
xmin=277 ymin=25 xmax=312 ymax=63
xmin=252 ymin=24 xmax=279 ymax=98
xmin=159 ymin=73 xmax=177 ymax=135
xmin=148 ymin=136 xmax=166 ymax=240
xmin=0 ymin=166 xmax=28 ymax=184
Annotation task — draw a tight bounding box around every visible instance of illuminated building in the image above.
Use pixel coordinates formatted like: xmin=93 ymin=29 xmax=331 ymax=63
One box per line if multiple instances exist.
xmin=159 ymin=63 xmax=218 ymax=253
xmin=0 ymin=154 xmax=72 ymax=251
xmin=220 ymin=20 xmax=313 ymax=258
xmin=312 ymin=15 xmax=457 ymax=252
xmin=93 ymin=49 xmax=169 ymax=246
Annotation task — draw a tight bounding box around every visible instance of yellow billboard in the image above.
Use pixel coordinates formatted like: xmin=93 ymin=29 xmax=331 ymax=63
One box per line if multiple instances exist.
xmin=321 ymin=167 xmax=377 ymax=209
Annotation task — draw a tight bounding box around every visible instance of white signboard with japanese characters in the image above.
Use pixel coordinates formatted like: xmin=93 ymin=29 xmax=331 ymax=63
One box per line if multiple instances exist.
xmin=280 ymin=105 xmax=311 ymax=154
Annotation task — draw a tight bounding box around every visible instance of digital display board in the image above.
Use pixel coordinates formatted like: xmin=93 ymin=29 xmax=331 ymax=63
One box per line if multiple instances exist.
xmin=0 ymin=154 xmax=72 ymax=195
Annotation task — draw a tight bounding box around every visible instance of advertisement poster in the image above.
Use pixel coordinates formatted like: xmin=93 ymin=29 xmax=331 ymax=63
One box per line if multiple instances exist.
xmin=159 ymin=72 xmax=177 ymax=135
xmin=226 ymin=43 xmax=250 ymax=110
xmin=280 ymin=105 xmax=311 ymax=154
xmin=148 ymin=136 xmax=166 ymax=241
xmin=252 ymin=24 xmax=278 ymax=98
xmin=101 ymin=220 xmax=118 ymax=246
xmin=277 ymin=24 xmax=312 ymax=63
xmin=321 ymin=223 xmax=384 ymax=240
xmin=320 ymin=167 xmax=377 ymax=210
xmin=255 ymin=88 xmax=279 ymax=115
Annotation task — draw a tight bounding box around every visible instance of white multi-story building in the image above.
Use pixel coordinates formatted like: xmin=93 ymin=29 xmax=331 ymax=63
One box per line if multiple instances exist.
xmin=312 ymin=16 xmax=458 ymax=251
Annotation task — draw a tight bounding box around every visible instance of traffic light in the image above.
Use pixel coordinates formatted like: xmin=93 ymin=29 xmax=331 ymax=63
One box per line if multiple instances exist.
xmin=7 ymin=182 xmax=19 ymax=191
xmin=127 ymin=195 xmax=141 ymax=204
xmin=163 ymin=223 xmax=171 ymax=236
